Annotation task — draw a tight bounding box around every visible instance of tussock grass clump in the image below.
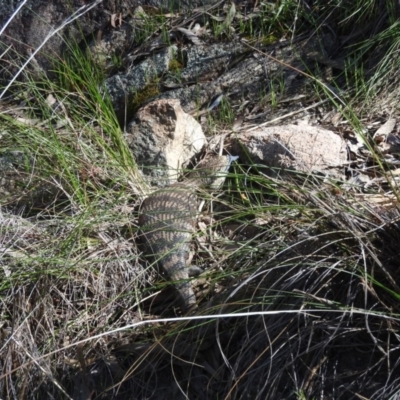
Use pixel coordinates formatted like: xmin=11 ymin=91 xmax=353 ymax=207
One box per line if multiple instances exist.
xmin=0 ymin=41 xmax=148 ymax=398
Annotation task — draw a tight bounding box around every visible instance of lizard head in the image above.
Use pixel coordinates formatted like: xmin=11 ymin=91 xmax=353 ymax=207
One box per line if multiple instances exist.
xmin=187 ymin=153 xmax=238 ymax=190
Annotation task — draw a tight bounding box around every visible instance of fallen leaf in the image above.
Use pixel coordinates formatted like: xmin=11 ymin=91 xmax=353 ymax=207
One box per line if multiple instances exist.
xmin=373 ymin=118 xmax=396 ymax=143
xmin=176 ymin=27 xmax=202 ymax=45
xmin=110 ymin=13 xmax=122 ymax=28
xmin=224 ymin=2 xmax=236 ymax=27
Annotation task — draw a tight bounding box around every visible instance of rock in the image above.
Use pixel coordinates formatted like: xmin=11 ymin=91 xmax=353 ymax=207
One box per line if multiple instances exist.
xmin=105 ymin=45 xmax=178 ymax=123
xmin=0 ymin=151 xmax=60 ymax=209
xmin=232 ymin=124 xmax=347 ymax=178
xmin=0 ymin=1 xmax=215 ymax=83
xmin=0 ymin=0 xmax=120 ymax=82
xmin=87 ymin=22 xmax=133 ymax=73
xmin=125 ymin=99 xmax=206 ymax=187
xmin=0 ymin=151 xmax=31 ymax=199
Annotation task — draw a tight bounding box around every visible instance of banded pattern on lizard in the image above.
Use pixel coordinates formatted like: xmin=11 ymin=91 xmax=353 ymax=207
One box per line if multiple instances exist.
xmin=139 ymin=154 xmax=236 ymax=310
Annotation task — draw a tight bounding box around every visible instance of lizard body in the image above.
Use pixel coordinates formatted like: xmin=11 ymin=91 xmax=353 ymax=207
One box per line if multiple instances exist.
xmin=139 ymin=154 xmax=236 ymax=310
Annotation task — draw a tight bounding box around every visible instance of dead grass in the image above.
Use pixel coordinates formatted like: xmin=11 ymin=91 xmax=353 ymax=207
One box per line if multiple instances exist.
xmin=3 ymin=157 xmax=400 ymax=398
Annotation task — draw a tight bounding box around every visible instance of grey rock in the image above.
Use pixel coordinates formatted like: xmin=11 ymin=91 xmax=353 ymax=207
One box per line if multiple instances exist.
xmin=232 ymin=124 xmax=347 ymax=178
xmin=104 ymin=46 xmax=178 ymax=123
xmin=125 ymin=99 xmax=206 ymax=187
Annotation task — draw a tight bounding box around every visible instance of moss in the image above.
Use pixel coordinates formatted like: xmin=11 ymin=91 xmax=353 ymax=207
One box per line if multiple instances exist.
xmin=131 ymin=82 xmax=160 ymax=112
xmin=168 ymin=58 xmax=183 ymax=72
xmin=260 ymin=34 xmax=278 ymax=46
xmin=141 ymin=6 xmax=161 ymax=16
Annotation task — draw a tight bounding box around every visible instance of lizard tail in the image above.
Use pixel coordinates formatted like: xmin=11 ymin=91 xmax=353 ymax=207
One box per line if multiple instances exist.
xmin=164 ymin=256 xmax=197 ymax=309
